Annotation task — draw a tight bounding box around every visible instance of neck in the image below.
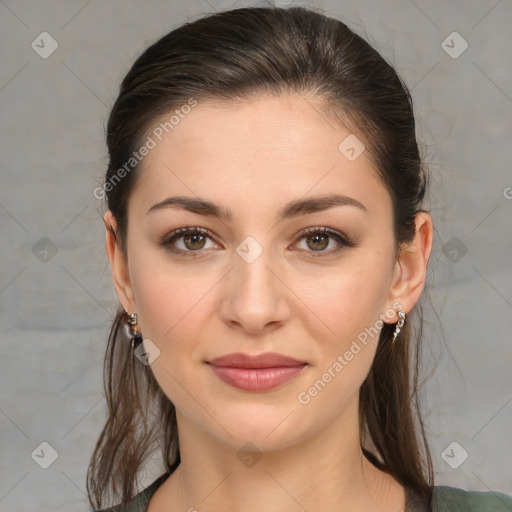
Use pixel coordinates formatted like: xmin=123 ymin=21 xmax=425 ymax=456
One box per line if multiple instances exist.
xmin=157 ymin=401 xmax=404 ymax=512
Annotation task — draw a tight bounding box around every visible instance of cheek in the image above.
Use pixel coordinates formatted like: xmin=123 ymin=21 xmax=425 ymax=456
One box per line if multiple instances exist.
xmin=296 ymin=257 xmax=392 ymax=350
xmin=126 ymin=231 xmax=213 ymax=339
xmin=132 ymin=268 xmax=210 ymax=347
xmin=129 ymin=262 xmax=213 ymax=405
xmin=292 ymin=265 xmax=390 ymax=416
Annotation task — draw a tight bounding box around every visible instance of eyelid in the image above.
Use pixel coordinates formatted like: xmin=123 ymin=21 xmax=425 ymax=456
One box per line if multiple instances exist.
xmin=161 ymin=226 xmax=220 ymax=251
xmin=160 ymin=225 xmax=355 ymax=256
xmin=291 ymin=226 xmax=355 ymax=257
xmin=295 ymin=226 xmax=354 ymax=246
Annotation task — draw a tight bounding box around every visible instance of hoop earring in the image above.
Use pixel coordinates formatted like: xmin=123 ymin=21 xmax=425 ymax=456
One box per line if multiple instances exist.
xmin=124 ymin=309 xmax=143 ymax=351
xmin=392 ymin=310 xmax=406 ymax=346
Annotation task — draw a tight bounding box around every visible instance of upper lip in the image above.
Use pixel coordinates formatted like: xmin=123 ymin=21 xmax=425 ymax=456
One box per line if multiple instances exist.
xmin=206 ymin=352 xmax=306 ymax=368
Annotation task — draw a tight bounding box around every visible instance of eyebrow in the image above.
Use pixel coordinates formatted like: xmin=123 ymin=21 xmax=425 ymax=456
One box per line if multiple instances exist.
xmin=146 ymin=193 xmax=367 ymax=221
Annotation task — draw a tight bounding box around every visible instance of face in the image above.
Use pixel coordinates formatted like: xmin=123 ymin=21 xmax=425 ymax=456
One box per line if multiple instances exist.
xmin=109 ymin=93 xmax=406 ymax=451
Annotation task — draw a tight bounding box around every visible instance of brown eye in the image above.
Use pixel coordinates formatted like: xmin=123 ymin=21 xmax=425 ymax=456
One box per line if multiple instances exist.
xmin=305 ymin=233 xmax=330 ymax=251
xmin=295 ymin=227 xmax=355 ymax=256
xmin=182 ymin=232 xmax=207 ymax=250
xmin=161 ymin=227 xmax=218 ymax=255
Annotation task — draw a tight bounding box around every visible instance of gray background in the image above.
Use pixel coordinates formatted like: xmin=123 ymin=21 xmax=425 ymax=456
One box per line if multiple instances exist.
xmin=1 ymin=0 xmax=511 ymax=510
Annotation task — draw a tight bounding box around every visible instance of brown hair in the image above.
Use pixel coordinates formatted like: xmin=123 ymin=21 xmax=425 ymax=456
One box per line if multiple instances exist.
xmin=87 ymin=5 xmax=434 ymax=510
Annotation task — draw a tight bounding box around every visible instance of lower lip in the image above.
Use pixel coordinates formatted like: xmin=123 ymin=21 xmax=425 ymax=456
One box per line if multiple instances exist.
xmin=207 ymin=364 xmax=307 ymax=391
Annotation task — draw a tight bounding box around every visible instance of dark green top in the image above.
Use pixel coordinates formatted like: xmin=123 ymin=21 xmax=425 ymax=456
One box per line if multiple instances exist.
xmin=97 ymin=472 xmax=512 ymax=511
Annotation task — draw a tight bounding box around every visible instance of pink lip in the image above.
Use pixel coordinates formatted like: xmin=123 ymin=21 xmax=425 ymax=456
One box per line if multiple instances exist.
xmin=206 ymin=352 xmax=308 ymax=391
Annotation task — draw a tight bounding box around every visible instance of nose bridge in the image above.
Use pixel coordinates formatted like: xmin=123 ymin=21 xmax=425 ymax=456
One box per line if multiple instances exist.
xmin=224 ymin=234 xmax=287 ymax=330
xmin=233 ymin=234 xmax=277 ymax=300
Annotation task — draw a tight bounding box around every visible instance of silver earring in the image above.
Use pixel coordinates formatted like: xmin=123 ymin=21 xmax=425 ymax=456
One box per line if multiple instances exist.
xmin=124 ymin=309 xmax=143 ymax=351
xmin=392 ymin=310 xmax=406 ymax=346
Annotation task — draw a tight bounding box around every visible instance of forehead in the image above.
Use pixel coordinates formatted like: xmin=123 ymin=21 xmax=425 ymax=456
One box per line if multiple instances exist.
xmin=150 ymin=93 xmax=353 ymax=160
xmin=131 ymin=93 xmax=390 ymax=219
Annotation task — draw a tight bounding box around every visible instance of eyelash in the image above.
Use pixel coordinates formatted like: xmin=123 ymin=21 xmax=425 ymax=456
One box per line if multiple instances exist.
xmin=160 ymin=226 xmax=355 ymax=258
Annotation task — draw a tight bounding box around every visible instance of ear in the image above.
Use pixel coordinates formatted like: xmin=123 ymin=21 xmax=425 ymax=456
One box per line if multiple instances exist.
xmin=385 ymin=212 xmax=433 ymax=321
xmin=103 ymin=210 xmax=135 ymax=312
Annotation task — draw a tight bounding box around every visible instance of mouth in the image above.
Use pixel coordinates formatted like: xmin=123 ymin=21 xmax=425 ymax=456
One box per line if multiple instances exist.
xmin=205 ymin=352 xmax=308 ymax=391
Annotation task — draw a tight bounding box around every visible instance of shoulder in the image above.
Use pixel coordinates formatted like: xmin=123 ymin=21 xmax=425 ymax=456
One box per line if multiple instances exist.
xmin=95 ymin=472 xmax=171 ymax=512
xmin=433 ymin=485 xmax=512 ymax=512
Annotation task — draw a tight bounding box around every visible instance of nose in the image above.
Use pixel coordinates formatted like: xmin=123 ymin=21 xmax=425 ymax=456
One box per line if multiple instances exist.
xmin=220 ymin=242 xmax=290 ymax=335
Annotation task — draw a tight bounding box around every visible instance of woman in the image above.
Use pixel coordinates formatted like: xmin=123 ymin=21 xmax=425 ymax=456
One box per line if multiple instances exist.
xmin=87 ymin=6 xmax=512 ymax=512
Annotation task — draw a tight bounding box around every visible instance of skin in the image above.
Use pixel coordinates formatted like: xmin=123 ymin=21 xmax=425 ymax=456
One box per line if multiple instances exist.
xmin=104 ymin=93 xmax=433 ymax=512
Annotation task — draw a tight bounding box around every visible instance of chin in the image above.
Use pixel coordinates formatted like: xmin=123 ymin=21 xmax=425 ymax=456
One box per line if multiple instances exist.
xmin=208 ymin=407 xmax=308 ymax=452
